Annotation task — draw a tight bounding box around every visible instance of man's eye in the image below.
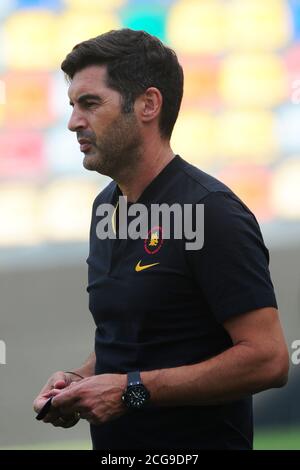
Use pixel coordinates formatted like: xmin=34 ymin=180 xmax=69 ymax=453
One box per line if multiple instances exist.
xmin=85 ymin=102 xmax=97 ymax=107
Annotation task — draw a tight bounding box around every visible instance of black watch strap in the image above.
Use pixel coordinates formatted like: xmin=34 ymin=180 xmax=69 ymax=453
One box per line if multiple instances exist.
xmin=127 ymin=371 xmax=142 ymax=387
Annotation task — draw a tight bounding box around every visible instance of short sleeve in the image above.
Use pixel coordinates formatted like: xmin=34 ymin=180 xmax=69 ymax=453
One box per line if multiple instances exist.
xmin=186 ymin=191 xmax=278 ymax=324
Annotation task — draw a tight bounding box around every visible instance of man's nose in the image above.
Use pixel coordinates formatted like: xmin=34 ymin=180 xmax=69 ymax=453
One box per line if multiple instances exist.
xmin=68 ymin=108 xmax=88 ymax=132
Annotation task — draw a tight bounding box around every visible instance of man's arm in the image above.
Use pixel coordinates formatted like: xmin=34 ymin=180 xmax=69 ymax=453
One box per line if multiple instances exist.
xmin=70 ymin=352 xmax=96 ymax=378
xmin=51 ymin=307 xmax=289 ymax=426
xmin=141 ymin=307 xmax=289 ymax=407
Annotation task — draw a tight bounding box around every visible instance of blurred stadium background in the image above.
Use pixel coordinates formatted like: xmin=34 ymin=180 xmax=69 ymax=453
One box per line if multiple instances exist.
xmin=0 ymin=0 xmax=300 ymax=450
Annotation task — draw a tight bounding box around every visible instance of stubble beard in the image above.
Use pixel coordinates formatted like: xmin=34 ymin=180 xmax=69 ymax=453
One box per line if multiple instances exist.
xmin=83 ymin=112 xmax=142 ymax=179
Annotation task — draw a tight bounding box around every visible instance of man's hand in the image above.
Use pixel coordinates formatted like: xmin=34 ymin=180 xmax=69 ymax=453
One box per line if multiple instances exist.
xmin=51 ymin=373 xmax=127 ymax=425
xmin=33 ymin=371 xmax=83 ymax=428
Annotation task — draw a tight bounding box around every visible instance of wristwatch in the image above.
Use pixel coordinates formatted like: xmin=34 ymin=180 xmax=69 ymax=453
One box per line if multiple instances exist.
xmin=121 ymin=371 xmax=151 ymax=409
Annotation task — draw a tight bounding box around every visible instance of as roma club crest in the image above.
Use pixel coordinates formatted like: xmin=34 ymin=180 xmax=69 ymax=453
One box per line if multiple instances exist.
xmin=144 ymin=226 xmax=163 ymax=254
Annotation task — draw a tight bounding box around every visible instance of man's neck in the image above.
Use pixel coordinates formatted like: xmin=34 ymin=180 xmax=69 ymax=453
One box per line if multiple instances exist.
xmin=116 ymin=143 xmax=175 ymax=203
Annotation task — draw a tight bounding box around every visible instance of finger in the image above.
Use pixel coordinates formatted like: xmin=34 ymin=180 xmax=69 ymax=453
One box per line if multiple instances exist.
xmin=34 ymin=388 xmax=62 ymax=413
xmin=51 ymin=416 xmax=70 ymax=428
xmin=52 ymin=418 xmax=64 ymax=427
xmin=34 ymin=396 xmax=52 ymax=413
xmin=39 ymin=374 xmax=64 ymax=395
xmin=40 ymin=390 xmax=60 ymax=402
xmin=57 ymin=403 xmax=81 ymax=415
xmin=61 ymin=414 xmax=80 ymax=428
xmin=51 ymin=388 xmax=80 ymax=409
xmin=42 ymin=409 xmax=60 ymax=423
xmin=53 ymin=380 xmax=68 ymax=389
xmin=45 ymin=388 xmax=65 ymax=397
xmin=42 ymin=400 xmax=78 ymax=422
xmin=52 ymin=415 xmax=80 ymax=428
xmin=33 ymin=399 xmax=44 ymax=413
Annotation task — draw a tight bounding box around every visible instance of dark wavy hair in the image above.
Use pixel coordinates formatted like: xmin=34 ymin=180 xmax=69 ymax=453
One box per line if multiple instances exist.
xmin=61 ymin=28 xmax=184 ymax=139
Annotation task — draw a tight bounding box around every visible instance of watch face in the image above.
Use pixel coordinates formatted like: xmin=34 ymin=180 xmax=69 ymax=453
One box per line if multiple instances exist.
xmin=123 ymin=384 xmax=150 ymax=409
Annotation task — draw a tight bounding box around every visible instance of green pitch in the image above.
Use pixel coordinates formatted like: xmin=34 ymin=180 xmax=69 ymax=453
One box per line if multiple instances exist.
xmin=1 ymin=427 xmax=300 ymax=450
xmin=254 ymin=427 xmax=300 ymax=450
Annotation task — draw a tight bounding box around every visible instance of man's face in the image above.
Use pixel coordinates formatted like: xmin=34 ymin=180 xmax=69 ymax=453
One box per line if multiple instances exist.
xmin=68 ymin=65 xmax=142 ymax=178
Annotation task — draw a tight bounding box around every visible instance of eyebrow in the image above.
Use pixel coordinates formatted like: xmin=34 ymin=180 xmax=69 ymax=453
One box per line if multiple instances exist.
xmin=69 ymin=94 xmax=102 ymax=106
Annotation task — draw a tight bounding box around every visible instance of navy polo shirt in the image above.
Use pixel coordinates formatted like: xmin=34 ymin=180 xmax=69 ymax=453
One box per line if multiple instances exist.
xmin=87 ymin=155 xmax=278 ymax=450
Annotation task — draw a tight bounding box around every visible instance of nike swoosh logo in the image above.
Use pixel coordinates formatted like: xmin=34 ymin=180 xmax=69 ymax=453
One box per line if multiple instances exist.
xmin=135 ymin=260 xmax=160 ymax=272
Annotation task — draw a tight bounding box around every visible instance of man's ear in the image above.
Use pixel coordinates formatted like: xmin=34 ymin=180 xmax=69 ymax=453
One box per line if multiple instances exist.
xmin=136 ymin=87 xmax=163 ymax=124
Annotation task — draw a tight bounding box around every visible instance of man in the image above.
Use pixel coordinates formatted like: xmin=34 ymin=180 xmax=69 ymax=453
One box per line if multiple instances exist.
xmin=33 ymin=29 xmax=289 ymax=450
